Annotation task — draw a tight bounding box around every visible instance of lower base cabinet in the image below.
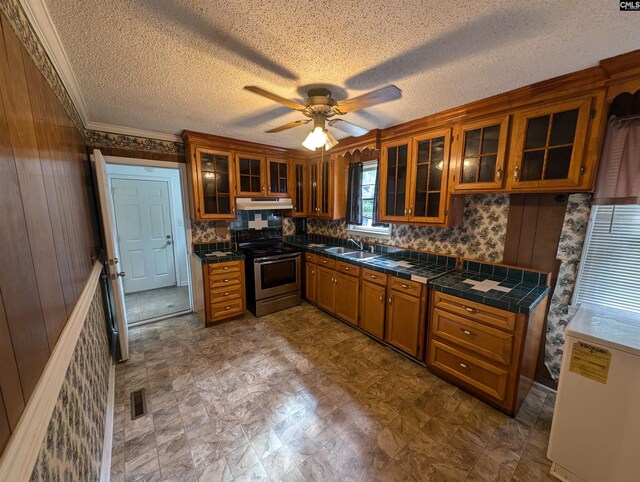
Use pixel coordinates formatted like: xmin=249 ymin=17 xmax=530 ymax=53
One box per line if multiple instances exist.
xmin=359 ymin=281 xmax=386 ymax=338
xmin=202 ymin=260 xmax=246 ymax=326
xmin=384 ymin=279 xmax=426 ymax=359
xmin=316 ymin=265 xmax=336 ymax=312
xmin=427 ymin=290 xmax=548 ymax=415
xmin=305 ymin=261 xmax=317 ymax=304
xmin=335 ymin=271 xmax=359 ymax=325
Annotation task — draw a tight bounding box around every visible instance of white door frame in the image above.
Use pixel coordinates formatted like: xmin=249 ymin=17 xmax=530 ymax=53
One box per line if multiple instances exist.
xmin=101 ymin=155 xmax=195 ymax=316
xmin=109 ymin=174 xmax=181 ymax=290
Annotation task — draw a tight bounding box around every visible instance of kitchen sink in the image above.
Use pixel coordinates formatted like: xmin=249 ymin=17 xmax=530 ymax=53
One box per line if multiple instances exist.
xmin=324 ymin=246 xmax=357 ymax=255
xmin=343 ymin=251 xmax=380 ymax=260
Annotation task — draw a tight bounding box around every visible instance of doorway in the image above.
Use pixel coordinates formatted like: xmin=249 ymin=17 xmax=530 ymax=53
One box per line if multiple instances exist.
xmin=105 ymin=159 xmax=193 ymax=326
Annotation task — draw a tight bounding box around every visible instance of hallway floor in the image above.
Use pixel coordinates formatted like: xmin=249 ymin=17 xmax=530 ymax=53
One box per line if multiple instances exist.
xmin=124 ymin=285 xmax=190 ymax=324
xmin=111 ymin=303 xmax=556 ymax=482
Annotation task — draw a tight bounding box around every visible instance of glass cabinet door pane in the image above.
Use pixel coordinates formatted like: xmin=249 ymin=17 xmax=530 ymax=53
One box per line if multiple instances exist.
xmin=428 ymin=164 xmax=443 ymax=191
xmin=525 ymin=116 xmax=550 ymax=149
xmin=545 ymin=146 xmax=573 ymax=179
xmin=385 ymin=146 xmax=398 ymax=216
xmin=427 ymin=193 xmax=440 ymax=217
xmin=549 ymin=109 xmax=578 ymax=146
xmin=270 ymin=162 xmax=279 ymax=192
xmin=321 ymin=161 xmax=329 ymax=214
xmin=295 ymin=164 xmax=304 ymax=212
xmin=279 ymin=163 xmax=288 ymax=193
xmin=521 ymin=150 xmax=545 ymax=181
xmin=310 ymin=164 xmax=318 ymax=213
xmin=464 ymin=129 xmax=481 ymax=157
xmin=478 ymin=155 xmax=497 ymax=183
xmin=238 ymin=157 xmax=263 ymax=193
xmin=481 ymin=125 xmax=500 ymax=154
xmin=462 ymin=158 xmax=478 ymax=183
xmin=200 ymin=153 xmax=231 ymax=215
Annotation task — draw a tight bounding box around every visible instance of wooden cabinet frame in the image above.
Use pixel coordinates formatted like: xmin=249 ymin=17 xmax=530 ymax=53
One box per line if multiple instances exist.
xmin=289 ymin=159 xmax=308 ymax=217
xmin=450 ymin=115 xmax=510 ymax=192
xmin=192 ymin=146 xmax=236 ymax=220
xmin=507 ymin=96 xmax=594 ymax=191
xmin=235 ymin=152 xmax=267 ymax=197
xmin=266 ymin=158 xmax=290 ymax=197
xmin=378 ymin=137 xmax=413 ymax=223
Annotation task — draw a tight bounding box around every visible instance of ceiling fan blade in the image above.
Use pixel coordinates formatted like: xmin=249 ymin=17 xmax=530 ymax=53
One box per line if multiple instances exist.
xmin=265 ymin=119 xmax=311 ymax=133
xmin=328 ymin=119 xmax=369 ymax=137
xmin=335 ymin=85 xmax=402 ymax=113
xmin=244 ymin=86 xmax=306 ymax=111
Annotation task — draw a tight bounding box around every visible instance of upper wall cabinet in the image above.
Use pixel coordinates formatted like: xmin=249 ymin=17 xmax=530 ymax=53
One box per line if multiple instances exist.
xmin=506 ymin=96 xmax=602 ymax=191
xmin=290 ymin=160 xmax=308 ymax=217
xmin=267 ymin=158 xmax=289 ymax=196
xmin=192 ymin=147 xmax=236 ymax=220
xmin=308 ymin=155 xmax=347 ymax=220
xmin=236 ymin=153 xmax=266 ymax=196
xmin=379 ymin=129 xmax=455 ymax=225
xmin=450 ymin=115 xmax=510 ymax=192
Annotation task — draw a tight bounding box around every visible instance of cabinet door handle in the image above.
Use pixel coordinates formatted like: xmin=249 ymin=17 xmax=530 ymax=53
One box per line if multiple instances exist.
xmin=457 ymin=361 xmax=470 ymax=369
xmin=232 ymin=207 xmax=235 ymax=214
xmin=496 ymin=167 xmax=503 ymax=181
xmin=513 ymin=166 xmax=520 ymax=182
xmin=311 ymin=270 xmax=315 ymax=274
xmin=379 ymin=293 xmax=383 ymax=302
xmin=388 ymin=297 xmax=392 ymax=304
xmin=404 ymin=207 xmax=408 ymax=215
xmin=461 ymin=328 xmax=476 ymax=337
xmin=408 ymin=207 xmax=413 ymax=215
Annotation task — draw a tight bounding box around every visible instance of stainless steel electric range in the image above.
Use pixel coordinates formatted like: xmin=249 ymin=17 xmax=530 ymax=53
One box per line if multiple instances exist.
xmin=235 ymin=228 xmax=301 ymax=316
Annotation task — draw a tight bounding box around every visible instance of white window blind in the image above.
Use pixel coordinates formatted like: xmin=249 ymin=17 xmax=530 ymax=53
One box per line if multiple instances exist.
xmin=574 ymin=205 xmax=640 ymax=313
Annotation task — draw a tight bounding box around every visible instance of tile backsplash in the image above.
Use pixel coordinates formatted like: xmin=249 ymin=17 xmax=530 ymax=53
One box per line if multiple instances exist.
xmin=308 ymin=194 xmax=509 ymax=262
xmin=192 ymin=210 xmax=295 ymax=244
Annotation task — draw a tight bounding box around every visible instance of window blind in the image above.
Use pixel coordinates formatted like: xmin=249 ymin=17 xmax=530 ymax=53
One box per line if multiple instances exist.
xmin=574 ymin=205 xmax=640 ymax=313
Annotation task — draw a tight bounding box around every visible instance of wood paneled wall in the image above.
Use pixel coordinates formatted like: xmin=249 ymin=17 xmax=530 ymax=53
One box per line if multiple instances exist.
xmin=503 ymin=193 xmax=569 ymax=388
xmin=93 ymin=146 xmax=185 ymax=164
xmin=0 ymin=16 xmax=98 ymax=453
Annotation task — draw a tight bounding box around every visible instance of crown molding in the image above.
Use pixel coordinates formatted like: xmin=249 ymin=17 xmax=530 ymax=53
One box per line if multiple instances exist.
xmin=86 ymin=122 xmax=181 ymax=142
xmin=19 ymin=0 xmax=89 ymax=126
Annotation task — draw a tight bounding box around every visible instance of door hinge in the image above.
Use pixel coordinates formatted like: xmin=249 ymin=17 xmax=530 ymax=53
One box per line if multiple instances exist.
xmin=590 ymin=108 xmax=596 ymax=119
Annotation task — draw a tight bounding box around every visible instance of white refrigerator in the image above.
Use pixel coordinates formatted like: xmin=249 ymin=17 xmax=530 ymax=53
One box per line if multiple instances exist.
xmin=547 ymin=303 xmax=640 ymax=482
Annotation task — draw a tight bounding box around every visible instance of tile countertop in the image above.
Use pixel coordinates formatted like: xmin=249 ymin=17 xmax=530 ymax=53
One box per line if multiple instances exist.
xmin=429 ymin=260 xmax=550 ymax=314
xmin=192 ymin=242 xmax=244 ymax=264
xmin=286 ymin=237 xmax=457 ymax=284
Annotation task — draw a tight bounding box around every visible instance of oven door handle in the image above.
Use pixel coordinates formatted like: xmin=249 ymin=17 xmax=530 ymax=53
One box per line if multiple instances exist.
xmin=254 ymin=255 xmax=301 ymax=265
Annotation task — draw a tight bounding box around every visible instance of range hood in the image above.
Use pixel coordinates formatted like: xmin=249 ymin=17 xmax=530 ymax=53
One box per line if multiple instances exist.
xmin=236 ymin=197 xmax=293 ymax=210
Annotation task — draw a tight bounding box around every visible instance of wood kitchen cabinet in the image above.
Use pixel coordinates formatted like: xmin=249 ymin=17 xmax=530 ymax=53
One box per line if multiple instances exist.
xmin=304 ymin=253 xmax=317 ymax=303
xmin=379 ymin=130 xmax=458 ymax=225
xmin=316 ymin=264 xmax=336 ymax=312
xmin=359 ymin=280 xmax=386 ymax=339
xmin=334 ymin=262 xmax=360 ymax=325
xmin=306 ymin=255 xmax=359 ymax=325
xmin=427 ymin=290 xmax=548 ymax=415
xmin=236 ymin=153 xmax=267 ymax=196
xmin=308 ymin=155 xmax=348 ymax=220
xmin=385 ymin=277 xmax=426 ymax=359
xmin=267 ymin=158 xmax=289 ymax=196
xmin=202 ymin=260 xmax=246 ymax=326
xmin=189 ymin=147 xmax=236 ymax=220
xmin=290 ymin=160 xmax=308 ymax=217
xmin=450 ymin=115 xmax=510 ymax=192
xmin=506 ymin=95 xmax=604 ymax=192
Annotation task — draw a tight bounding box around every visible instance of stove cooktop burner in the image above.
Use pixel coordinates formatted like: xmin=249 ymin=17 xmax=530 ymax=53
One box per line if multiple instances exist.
xmin=240 ymin=243 xmax=299 ymax=257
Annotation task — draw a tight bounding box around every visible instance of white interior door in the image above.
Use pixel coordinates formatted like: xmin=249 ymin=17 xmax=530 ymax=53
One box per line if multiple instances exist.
xmin=93 ymin=149 xmax=129 ymax=360
xmin=112 ymin=178 xmax=176 ymax=293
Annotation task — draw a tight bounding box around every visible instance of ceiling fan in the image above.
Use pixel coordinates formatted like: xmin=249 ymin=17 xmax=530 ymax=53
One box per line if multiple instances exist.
xmin=243 ymin=84 xmax=402 ymax=151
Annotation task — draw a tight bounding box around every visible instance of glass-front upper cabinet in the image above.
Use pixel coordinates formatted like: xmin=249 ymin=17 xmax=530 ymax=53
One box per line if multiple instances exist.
xmin=409 ymin=129 xmax=451 ymax=224
xmin=194 ymin=147 xmax=236 ymax=220
xmin=318 ymin=157 xmax=331 ymax=218
xmin=309 ymin=161 xmax=319 ymax=215
xmin=451 ymin=115 xmax=510 ymax=192
xmin=379 ymin=138 xmax=412 ymax=223
xmin=267 ymin=158 xmax=289 ymax=196
xmin=235 ymin=153 xmax=266 ymax=196
xmin=507 ymin=97 xmax=592 ymax=190
xmin=290 ymin=160 xmax=307 ymax=217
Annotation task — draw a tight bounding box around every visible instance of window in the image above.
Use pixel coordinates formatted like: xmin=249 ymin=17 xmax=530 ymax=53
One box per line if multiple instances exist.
xmin=573 ymin=205 xmax=640 ymax=313
xmin=348 ymin=161 xmax=391 ymax=237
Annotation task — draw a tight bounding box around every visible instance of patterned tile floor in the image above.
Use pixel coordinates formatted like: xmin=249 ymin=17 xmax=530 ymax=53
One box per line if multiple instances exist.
xmin=111 ymin=303 xmax=556 ymax=481
xmin=125 ymin=286 xmax=190 ymax=324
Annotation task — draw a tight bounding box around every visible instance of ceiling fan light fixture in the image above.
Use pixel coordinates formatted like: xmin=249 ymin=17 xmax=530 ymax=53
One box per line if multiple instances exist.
xmin=302 ymin=126 xmax=327 ymax=150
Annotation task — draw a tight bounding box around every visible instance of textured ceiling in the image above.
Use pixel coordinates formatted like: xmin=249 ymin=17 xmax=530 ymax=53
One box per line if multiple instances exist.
xmin=45 ymin=0 xmax=640 ymax=148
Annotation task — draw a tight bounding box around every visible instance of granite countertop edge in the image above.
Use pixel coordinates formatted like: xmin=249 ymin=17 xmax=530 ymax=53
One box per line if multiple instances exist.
xmin=192 ymin=250 xmax=245 ymax=264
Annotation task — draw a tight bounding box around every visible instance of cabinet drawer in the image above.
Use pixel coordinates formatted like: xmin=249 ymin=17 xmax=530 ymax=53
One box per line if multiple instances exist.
xmin=434 ymin=291 xmax=516 ymax=332
xmin=211 ymin=298 xmax=244 ymax=320
xmin=430 ymin=340 xmax=509 ymax=402
xmin=209 ymin=261 xmax=241 ymax=275
xmin=209 ymin=270 xmax=242 ymax=289
xmin=389 ymin=277 xmax=422 ymax=297
xmin=210 ymin=285 xmax=243 ymax=303
xmin=304 ymin=253 xmax=317 ymax=263
xmin=336 ymin=261 xmax=360 ymax=277
xmin=432 ymin=308 xmax=514 ymax=365
xmin=362 ymin=268 xmax=387 ymax=286
xmin=317 ymin=256 xmax=336 ymax=269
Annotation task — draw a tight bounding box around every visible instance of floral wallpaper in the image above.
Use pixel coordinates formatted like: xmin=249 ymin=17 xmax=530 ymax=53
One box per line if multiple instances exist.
xmin=84 ymin=130 xmax=184 ymax=154
xmin=30 ymin=282 xmax=111 ymax=482
xmin=308 ymin=194 xmax=509 ymax=262
xmin=191 ymin=220 xmax=231 ymax=243
xmin=544 ymin=193 xmax=592 ymax=380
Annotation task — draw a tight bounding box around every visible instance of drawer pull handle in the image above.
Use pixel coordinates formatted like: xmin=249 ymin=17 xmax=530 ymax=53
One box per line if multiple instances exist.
xmin=370 ymin=274 xmax=377 ymax=279
xmin=461 ymin=329 xmax=476 ymax=337
xmin=345 ymin=267 xmax=350 ymax=270
xmin=463 ymin=306 xmax=478 ymax=314
xmin=457 ymin=361 xmax=470 ymax=369
xmin=223 ymin=266 xmax=229 ymax=270
xmin=225 ymin=306 xmax=231 ymax=311
xmin=400 ymin=283 xmax=409 ymax=289
xmin=224 ymin=292 xmax=230 ymax=296
xmin=223 ymin=278 xmax=229 ymax=282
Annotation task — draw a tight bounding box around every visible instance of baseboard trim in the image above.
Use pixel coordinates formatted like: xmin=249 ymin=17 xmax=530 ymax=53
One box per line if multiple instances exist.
xmin=100 ymin=363 xmax=116 ymax=482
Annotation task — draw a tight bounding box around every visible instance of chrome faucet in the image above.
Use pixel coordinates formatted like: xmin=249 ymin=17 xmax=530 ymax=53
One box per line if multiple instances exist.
xmin=347 ymin=238 xmax=363 ymax=250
